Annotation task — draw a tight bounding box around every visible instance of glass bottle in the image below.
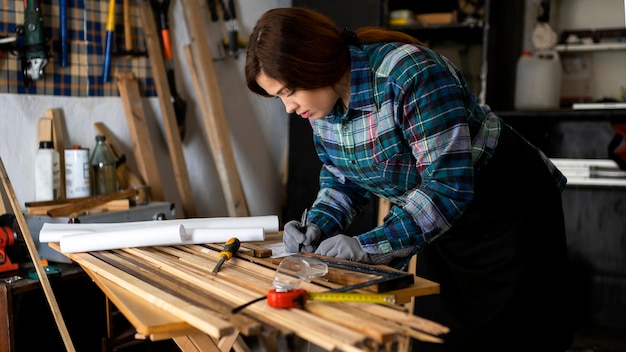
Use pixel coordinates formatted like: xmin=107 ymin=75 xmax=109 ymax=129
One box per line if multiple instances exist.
xmin=89 ymin=135 xmax=118 ymax=195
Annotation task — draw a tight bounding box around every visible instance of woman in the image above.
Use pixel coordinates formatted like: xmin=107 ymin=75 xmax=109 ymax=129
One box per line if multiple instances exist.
xmin=246 ymin=7 xmax=573 ymax=352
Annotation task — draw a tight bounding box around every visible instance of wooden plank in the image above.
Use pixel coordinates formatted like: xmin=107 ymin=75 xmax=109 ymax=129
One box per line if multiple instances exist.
xmin=115 ymin=72 xmax=165 ymax=201
xmin=138 ymin=0 xmax=196 ymax=217
xmin=46 ymin=187 xmax=137 ymax=217
xmin=26 ymin=198 xmax=129 ymax=215
xmin=46 ymin=108 xmax=66 ymax=199
xmin=0 ymin=157 xmax=76 ymax=351
xmin=83 ymin=266 xmax=200 ymax=338
xmin=181 ymin=0 xmax=249 ymax=217
xmin=50 ymin=240 xmax=447 ymax=349
xmin=51 ymin=246 xmax=235 ymax=339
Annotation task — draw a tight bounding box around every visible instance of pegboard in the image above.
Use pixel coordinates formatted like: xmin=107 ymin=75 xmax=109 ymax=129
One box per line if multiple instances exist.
xmin=0 ymin=0 xmax=157 ymax=97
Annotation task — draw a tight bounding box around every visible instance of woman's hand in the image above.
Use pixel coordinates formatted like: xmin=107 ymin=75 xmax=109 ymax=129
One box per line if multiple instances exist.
xmin=315 ymin=234 xmax=371 ymax=263
xmin=283 ymin=221 xmax=322 ymax=253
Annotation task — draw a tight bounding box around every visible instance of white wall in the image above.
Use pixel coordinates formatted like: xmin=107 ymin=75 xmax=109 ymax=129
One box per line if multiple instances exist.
xmin=0 ymin=0 xmax=291 ymax=219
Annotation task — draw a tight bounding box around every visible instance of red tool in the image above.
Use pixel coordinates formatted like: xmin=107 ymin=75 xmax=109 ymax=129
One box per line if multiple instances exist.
xmin=0 ymin=226 xmax=19 ymax=273
xmin=267 ymin=288 xmax=308 ymax=308
xmin=151 ymin=0 xmax=187 ymax=140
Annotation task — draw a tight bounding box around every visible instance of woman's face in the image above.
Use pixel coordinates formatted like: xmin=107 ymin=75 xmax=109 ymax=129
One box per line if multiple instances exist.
xmin=256 ymin=71 xmax=340 ymax=120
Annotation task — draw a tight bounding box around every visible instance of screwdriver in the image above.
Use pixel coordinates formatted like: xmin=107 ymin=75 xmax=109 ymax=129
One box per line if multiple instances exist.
xmin=212 ymin=237 xmax=240 ymax=274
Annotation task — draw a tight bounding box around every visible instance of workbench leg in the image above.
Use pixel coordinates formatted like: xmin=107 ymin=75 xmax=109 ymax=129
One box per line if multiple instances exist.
xmin=174 ymin=334 xmax=219 ymax=352
xmin=173 ymin=331 xmax=247 ymax=352
xmin=257 ymin=328 xmax=280 ymax=352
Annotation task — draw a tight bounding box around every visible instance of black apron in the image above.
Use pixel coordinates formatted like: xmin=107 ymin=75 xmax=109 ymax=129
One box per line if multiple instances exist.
xmin=413 ymin=124 xmax=574 ymax=352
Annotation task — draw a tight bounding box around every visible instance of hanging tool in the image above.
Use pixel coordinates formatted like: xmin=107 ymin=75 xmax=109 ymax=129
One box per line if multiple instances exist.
xmin=212 ymin=237 xmax=241 ymax=274
xmin=223 ymin=0 xmax=241 ymax=58
xmin=19 ymin=0 xmax=50 ymax=87
xmin=59 ymin=0 xmax=68 ymax=67
xmin=123 ymin=0 xmax=133 ymax=56
xmin=102 ymin=0 xmax=116 ymax=83
xmin=151 ymin=0 xmax=188 ymax=140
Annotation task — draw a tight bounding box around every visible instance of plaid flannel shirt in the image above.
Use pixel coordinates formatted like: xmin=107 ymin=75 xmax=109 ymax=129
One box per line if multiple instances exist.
xmin=306 ymin=42 xmax=564 ymax=265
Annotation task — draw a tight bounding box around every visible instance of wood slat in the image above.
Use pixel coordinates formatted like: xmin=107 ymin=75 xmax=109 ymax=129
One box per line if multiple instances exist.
xmin=181 ymin=0 xmax=249 ymax=217
xmin=46 ymin=108 xmax=66 ymax=199
xmin=138 ymin=0 xmax=196 ymax=217
xmin=83 ymin=266 xmax=199 ymax=338
xmin=115 ymin=72 xmax=165 ymax=201
xmin=52 ymin=246 xmax=234 ymax=339
xmin=49 ymin=241 xmax=448 ymax=350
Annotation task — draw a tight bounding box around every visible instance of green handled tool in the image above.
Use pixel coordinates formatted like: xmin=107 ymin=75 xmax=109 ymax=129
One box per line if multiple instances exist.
xmin=20 ymin=0 xmax=50 ymax=86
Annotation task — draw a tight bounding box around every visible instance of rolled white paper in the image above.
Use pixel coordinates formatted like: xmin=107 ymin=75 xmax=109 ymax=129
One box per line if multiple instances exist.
xmin=60 ymin=224 xmax=188 ymax=253
xmin=40 ymin=215 xmax=279 ymax=242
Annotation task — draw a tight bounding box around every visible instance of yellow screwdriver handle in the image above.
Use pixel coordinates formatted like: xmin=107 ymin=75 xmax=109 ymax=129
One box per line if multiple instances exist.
xmin=219 ymin=237 xmax=240 ymax=260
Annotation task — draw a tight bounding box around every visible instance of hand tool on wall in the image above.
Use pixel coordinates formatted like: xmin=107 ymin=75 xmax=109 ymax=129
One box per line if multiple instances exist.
xmin=59 ymin=0 xmax=69 ymax=67
xmin=123 ymin=0 xmax=133 ymax=56
xmin=102 ymin=0 xmax=117 ymax=83
xmin=212 ymin=237 xmax=240 ymax=274
xmin=19 ymin=0 xmax=50 ymax=87
xmin=151 ymin=0 xmax=188 ymax=140
xmin=223 ymin=0 xmax=243 ymax=58
xmin=207 ymin=0 xmax=244 ymax=59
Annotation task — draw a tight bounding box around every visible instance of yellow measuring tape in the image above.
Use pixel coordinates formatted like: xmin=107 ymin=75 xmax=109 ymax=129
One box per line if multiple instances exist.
xmin=307 ymin=292 xmax=397 ymax=305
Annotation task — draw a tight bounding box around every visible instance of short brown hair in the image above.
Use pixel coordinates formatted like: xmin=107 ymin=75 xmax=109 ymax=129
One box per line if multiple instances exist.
xmin=245 ymin=7 xmax=423 ymax=97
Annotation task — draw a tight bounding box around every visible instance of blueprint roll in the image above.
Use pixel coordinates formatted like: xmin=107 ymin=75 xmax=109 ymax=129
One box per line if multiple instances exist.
xmin=60 ymin=224 xmax=188 ymax=253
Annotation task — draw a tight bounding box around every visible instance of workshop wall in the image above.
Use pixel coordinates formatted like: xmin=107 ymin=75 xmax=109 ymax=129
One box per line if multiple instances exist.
xmin=0 ymin=0 xmax=291 ymax=219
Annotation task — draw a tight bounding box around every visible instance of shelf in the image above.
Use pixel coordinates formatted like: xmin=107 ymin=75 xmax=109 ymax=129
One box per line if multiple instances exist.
xmin=496 ymin=108 xmax=626 ymax=122
xmin=551 ymin=158 xmax=626 ymax=188
xmin=390 ymin=22 xmax=484 ymax=45
xmin=555 ymin=42 xmax=626 ymax=52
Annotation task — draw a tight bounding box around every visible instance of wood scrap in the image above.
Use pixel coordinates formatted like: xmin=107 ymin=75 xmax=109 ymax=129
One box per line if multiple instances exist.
xmin=26 ymin=198 xmax=129 ymax=215
xmin=115 ymin=72 xmax=165 ymax=201
xmin=138 ymin=0 xmax=196 ymax=217
xmin=49 ymin=240 xmax=447 ymax=350
xmin=46 ymin=188 xmax=137 ymax=217
xmin=181 ymin=0 xmax=249 ymax=217
xmin=46 ymin=108 xmax=66 ymax=199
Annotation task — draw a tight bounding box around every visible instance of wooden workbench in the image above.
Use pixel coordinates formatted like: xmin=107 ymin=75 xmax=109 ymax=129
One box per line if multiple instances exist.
xmin=49 ymin=237 xmax=446 ymax=352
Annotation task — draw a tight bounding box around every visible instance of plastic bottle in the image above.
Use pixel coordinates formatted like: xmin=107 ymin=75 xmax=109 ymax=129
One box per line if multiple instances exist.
xmin=34 ymin=140 xmax=61 ymax=201
xmin=514 ymin=50 xmax=562 ymax=110
xmin=89 ymin=135 xmax=118 ymax=195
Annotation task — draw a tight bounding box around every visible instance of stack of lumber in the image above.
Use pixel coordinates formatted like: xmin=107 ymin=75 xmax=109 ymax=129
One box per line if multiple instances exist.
xmin=49 ymin=243 xmax=448 ymax=351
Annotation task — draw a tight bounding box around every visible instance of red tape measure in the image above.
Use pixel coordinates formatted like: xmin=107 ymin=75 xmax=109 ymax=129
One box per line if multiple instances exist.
xmin=267 ymin=289 xmax=307 ymax=308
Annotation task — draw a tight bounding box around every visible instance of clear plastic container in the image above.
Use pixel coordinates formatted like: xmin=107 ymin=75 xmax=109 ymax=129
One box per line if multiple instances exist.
xmin=514 ymin=50 xmax=562 ymax=110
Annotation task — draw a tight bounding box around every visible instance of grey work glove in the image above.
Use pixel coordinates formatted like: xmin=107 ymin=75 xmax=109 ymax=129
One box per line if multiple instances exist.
xmin=314 ymin=234 xmax=372 ymax=263
xmin=283 ymin=220 xmax=322 ymax=253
